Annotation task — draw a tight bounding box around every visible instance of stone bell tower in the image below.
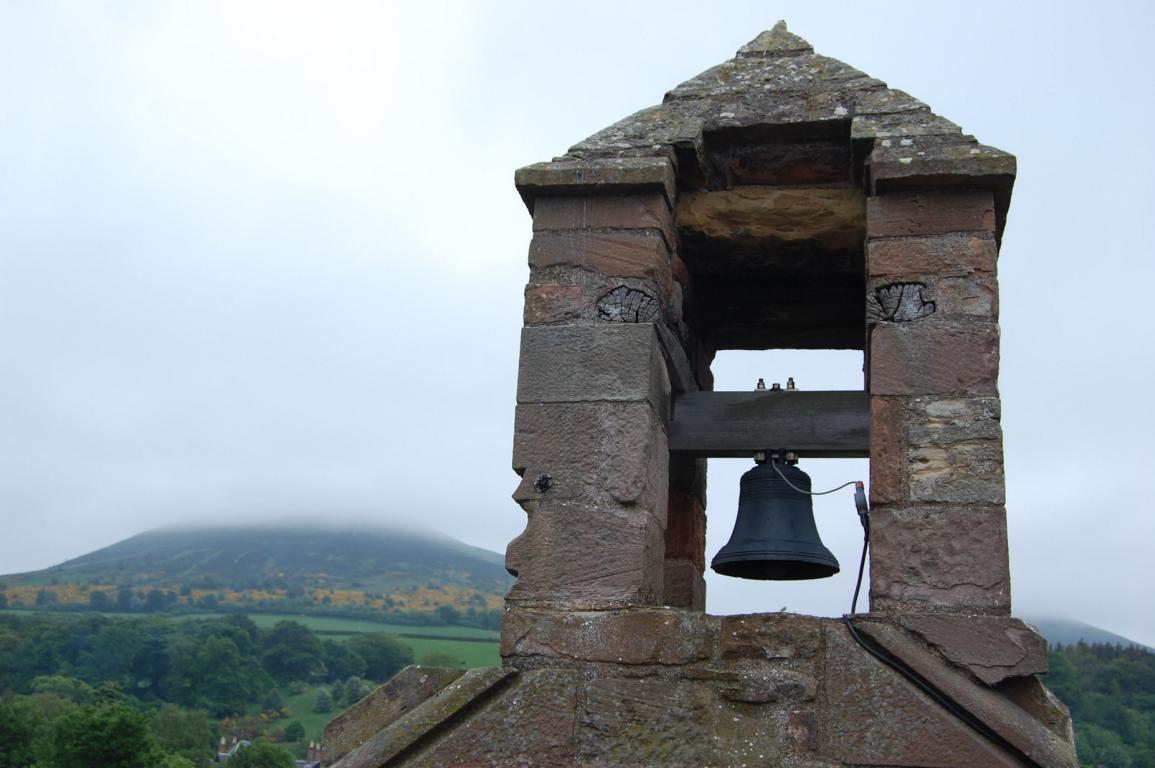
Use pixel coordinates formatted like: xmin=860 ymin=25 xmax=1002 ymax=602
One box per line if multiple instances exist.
xmin=325 ymin=24 xmax=1078 ymax=767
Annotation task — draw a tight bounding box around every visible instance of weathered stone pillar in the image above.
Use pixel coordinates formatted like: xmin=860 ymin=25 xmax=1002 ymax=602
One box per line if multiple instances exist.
xmin=664 ymin=455 xmax=707 ymax=610
xmin=865 ymin=189 xmax=1009 ymax=614
xmin=505 ymin=159 xmax=679 ymax=610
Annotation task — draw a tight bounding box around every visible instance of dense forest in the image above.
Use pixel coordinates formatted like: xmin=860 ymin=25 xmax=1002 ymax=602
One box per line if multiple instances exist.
xmin=1048 ymin=642 xmax=1155 ymax=768
xmin=0 ymin=612 xmax=417 ymax=767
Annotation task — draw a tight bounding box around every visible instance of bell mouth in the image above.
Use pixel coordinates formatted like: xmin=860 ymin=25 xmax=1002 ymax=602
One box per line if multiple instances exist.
xmin=711 ymin=553 xmax=840 ymax=581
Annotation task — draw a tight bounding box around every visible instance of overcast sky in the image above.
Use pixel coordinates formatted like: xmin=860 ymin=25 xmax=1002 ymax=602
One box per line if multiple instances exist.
xmin=2 ymin=1 xmax=1153 ymax=646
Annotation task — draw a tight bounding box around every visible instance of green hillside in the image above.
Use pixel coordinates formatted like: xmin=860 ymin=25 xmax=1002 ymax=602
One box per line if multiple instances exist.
xmin=0 ymin=525 xmax=512 ymax=626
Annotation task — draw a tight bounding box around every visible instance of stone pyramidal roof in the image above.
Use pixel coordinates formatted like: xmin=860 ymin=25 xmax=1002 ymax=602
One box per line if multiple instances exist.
xmin=539 ymin=21 xmax=1014 ymax=232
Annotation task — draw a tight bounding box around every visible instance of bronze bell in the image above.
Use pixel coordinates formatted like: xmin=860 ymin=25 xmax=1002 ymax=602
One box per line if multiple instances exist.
xmin=711 ymin=460 xmax=840 ymax=580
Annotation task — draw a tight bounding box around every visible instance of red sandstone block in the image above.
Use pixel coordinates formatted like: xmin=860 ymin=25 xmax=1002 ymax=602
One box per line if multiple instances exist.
xmin=868 ymin=505 xmax=1010 ymax=615
xmin=867 ymin=190 xmax=995 ymax=238
xmin=531 ymin=193 xmax=673 ymax=237
xmin=523 ymin=283 xmax=584 ymax=325
xmin=869 ymin=321 xmax=999 ymax=396
xmin=869 ymin=396 xmax=906 ymax=505
xmin=664 ymin=493 xmax=706 ymax=568
xmin=501 ymin=607 xmax=709 ymax=665
xmin=661 ymin=559 xmax=705 ymax=611
xmin=867 ymin=274 xmax=998 ymax=321
xmin=528 ymin=230 xmax=672 ymax=297
xmin=505 ymin=498 xmax=666 ymax=607
xmin=511 ymin=401 xmax=668 ymax=512
xmin=935 ymin=275 xmax=999 ymax=319
xmin=719 ymin=613 xmax=825 ymax=661
xmin=867 ymin=232 xmax=998 ymax=277
xmin=516 ymin=324 xmax=670 ymax=417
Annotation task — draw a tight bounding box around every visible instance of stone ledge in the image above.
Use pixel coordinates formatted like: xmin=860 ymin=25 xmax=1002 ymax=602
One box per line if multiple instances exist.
xmin=869 ymin=138 xmax=1016 ymax=189
xmin=323 ymin=666 xmax=464 ymax=765
xmin=501 ymin=607 xmax=710 ymax=666
xmin=328 ymin=667 xmax=515 ymax=768
xmin=515 ymin=157 xmax=676 ymax=213
xmin=893 ymin=613 xmax=1048 ymax=685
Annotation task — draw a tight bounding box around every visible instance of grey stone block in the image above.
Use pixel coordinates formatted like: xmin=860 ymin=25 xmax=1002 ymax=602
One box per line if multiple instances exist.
xmin=516 ymin=323 xmax=670 ymax=419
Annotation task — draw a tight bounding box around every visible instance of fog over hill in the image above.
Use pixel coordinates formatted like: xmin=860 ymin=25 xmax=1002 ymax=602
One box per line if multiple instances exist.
xmin=2 ymin=523 xmax=513 ymax=596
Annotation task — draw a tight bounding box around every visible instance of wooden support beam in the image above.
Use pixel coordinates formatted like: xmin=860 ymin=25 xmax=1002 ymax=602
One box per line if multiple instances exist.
xmin=669 ymin=390 xmax=869 ymax=458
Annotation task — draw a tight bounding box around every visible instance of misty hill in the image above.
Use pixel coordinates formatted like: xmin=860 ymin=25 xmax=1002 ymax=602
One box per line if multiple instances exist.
xmin=1028 ymin=616 xmax=1154 ymax=652
xmin=0 ymin=524 xmax=512 ymax=622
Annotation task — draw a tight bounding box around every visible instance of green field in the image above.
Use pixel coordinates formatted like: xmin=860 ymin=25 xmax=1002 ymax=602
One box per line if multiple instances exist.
xmin=283 ymin=684 xmax=340 ymax=748
xmin=227 ymin=614 xmax=501 ymax=666
xmin=0 ymin=609 xmax=502 ymax=669
xmin=238 ymin=613 xmax=499 ymax=640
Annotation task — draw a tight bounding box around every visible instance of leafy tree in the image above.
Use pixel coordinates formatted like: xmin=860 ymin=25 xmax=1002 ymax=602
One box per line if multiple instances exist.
xmin=262 ymin=687 xmax=284 ymax=713
xmin=195 ymin=593 xmax=218 ymax=609
xmin=283 ymin=720 xmax=305 ymax=743
xmin=259 ymin=621 xmax=325 ymax=682
xmin=0 ymin=699 xmax=37 ymax=768
xmin=116 ymin=587 xmax=138 ymax=612
xmin=190 ymin=636 xmax=256 ymax=716
xmin=226 ymin=740 xmax=295 ymax=768
xmin=31 ymin=676 xmax=97 ymax=704
xmin=35 ymin=589 xmax=58 ymax=608
xmin=312 ymin=690 xmax=333 ymax=714
xmin=144 ymin=589 xmax=168 ymax=613
xmin=73 ymin=621 xmax=148 ymax=690
xmin=321 ymin=638 xmax=366 ymax=682
xmin=15 ymin=692 xmax=81 ymax=746
xmin=434 ymin=604 xmax=461 ymax=625
xmin=44 ymin=704 xmax=160 ymax=768
xmin=157 ymin=755 xmax=196 ymax=768
xmin=148 ymin=704 xmax=214 ymax=766
xmin=342 ymin=675 xmax=372 ymax=705
xmin=94 ymin=681 xmax=127 ymax=704
xmin=348 ymin=633 xmax=413 ymax=681
xmin=88 ymin=590 xmax=113 ymax=611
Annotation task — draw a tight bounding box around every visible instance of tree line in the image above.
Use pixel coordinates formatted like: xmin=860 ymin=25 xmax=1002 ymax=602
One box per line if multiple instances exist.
xmin=1047 ymin=642 xmax=1155 ymax=768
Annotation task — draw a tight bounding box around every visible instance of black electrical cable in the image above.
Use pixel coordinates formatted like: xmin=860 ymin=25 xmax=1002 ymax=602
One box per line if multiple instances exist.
xmin=849 ymin=493 xmax=869 ymax=616
xmin=770 ymin=461 xmax=857 ymax=496
xmin=842 ymin=495 xmax=1043 ymax=768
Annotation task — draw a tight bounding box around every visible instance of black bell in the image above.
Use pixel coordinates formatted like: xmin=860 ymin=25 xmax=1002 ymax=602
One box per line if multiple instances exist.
xmin=711 ymin=461 xmax=840 ymax=580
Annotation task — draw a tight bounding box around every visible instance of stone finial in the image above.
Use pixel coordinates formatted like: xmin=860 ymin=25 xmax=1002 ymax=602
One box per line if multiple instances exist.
xmin=737 ymin=20 xmax=814 ymax=58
